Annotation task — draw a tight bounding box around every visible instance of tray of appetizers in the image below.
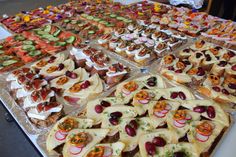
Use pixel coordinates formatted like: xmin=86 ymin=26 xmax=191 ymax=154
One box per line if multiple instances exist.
xmin=0 ymin=24 xmax=83 ymax=74
xmin=36 ymin=73 xmax=233 ymax=157
xmin=201 ymin=20 xmax=236 ymax=51
xmin=150 ymin=39 xmax=236 ymax=111
xmin=0 ymin=2 xmax=76 ymax=34
xmin=95 ymin=19 xmax=190 ymax=69
xmin=0 ymin=44 xmax=138 ymax=135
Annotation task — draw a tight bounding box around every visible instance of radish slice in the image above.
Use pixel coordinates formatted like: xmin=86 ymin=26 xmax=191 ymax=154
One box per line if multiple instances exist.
xmin=185 ymin=114 xmax=192 ymax=120
xmin=138 ymin=99 xmax=149 ymax=104
xmin=55 ymin=130 xmax=67 ymax=141
xmin=165 ymin=105 xmax=172 ymax=110
xmin=59 ymin=130 xmax=68 ymax=135
xmin=103 ymin=146 xmax=113 ymax=157
xmin=122 ymin=88 xmax=131 ymax=96
xmin=69 ymin=146 xmax=83 ymax=155
xmin=176 ymin=119 xmax=186 ymax=124
xmin=160 ymin=109 xmax=168 ymax=114
xmin=154 ymin=111 xmax=166 ymax=118
xmin=196 ymin=133 xmax=209 ymax=142
xmin=174 ymin=120 xmax=185 ymax=128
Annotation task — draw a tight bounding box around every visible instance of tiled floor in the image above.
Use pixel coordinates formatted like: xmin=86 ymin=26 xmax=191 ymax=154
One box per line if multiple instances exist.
xmin=0 ymin=1 xmax=67 ymax=157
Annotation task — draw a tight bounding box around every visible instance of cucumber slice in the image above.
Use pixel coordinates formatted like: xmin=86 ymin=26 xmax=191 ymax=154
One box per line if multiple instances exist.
xmin=53 ymin=29 xmax=61 ymax=37
xmin=28 ymin=50 xmax=42 ymax=57
xmin=0 ymin=50 xmax=4 ymax=54
xmin=0 ymin=45 xmax=3 ymax=49
xmin=87 ymin=16 xmax=94 ymax=20
xmin=99 ymin=21 xmax=109 ymax=25
xmin=106 ymin=23 xmax=115 ymax=27
xmin=55 ymin=41 xmax=67 ymax=46
xmin=15 ymin=35 xmax=25 ymax=41
xmin=71 ymin=20 xmax=77 ymax=24
xmin=125 ymin=19 xmax=133 ymax=23
xmin=88 ymin=30 xmax=95 ymax=34
xmin=36 ymin=30 xmax=49 ymax=36
xmin=93 ymin=18 xmax=101 ymax=22
xmin=81 ymin=14 xmax=88 ymax=18
xmin=44 ymin=25 xmax=51 ymax=33
xmin=2 ymin=60 xmax=18 ymax=66
xmin=110 ymin=14 xmax=117 ymax=18
xmin=0 ymin=55 xmax=13 ymax=60
xmin=22 ymin=45 xmax=36 ymax=51
xmin=42 ymin=34 xmax=59 ymax=42
xmin=78 ymin=23 xmax=84 ymax=27
xmin=64 ymin=19 xmax=71 ymax=23
xmin=116 ymin=16 xmax=124 ymax=20
xmin=23 ymin=40 xmax=34 ymax=45
xmin=66 ymin=36 xmax=76 ymax=44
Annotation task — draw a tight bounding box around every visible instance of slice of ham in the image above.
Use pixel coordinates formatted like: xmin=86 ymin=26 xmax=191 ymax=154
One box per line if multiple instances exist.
xmin=64 ymin=96 xmax=80 ymax=106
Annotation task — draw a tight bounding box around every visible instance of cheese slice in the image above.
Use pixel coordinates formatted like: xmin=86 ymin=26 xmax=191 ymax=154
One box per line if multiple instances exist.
xmin=39 ymin=59 xmax=75 ymax=78
xmin=84 ymin=142 xmax=125 ymax=157
xmin=63 ymin=129 xmax=109 ymax=157
xmin=166 ymin=110 xmax=201 ymax=141
xmin=132 ymin=90 xmax=163 ymax=115
xmin=139 ymin=129 xmax=175 ymax=157
xmin=50 ymin=68 xmax=89 ymax=89
xmin=135 ymin=75 xmax=166 ymax=89
xmin=158 ymin=143 xmax=199 ymax=157
xmin=187 ymin=120 xmax=225 ymax=154
xmin=156 ymin=86 xmax=195 ymax=101
xmin=63 ymin=74 xmax=103 ymax=98
xmin=101 ymin=106 xmax=138 ymax=136
xmin=180 ymin=99 xmax=229 ymax=126
xmin=119 ymin=117 xmax=155 ymax=152
xmin=31 ymin=53 xmax=66 ymax=70
xmin=161 ymin=68 xmax=192 ymax=83
xmin=86 ymin=97 xmax=123 ymax=125
xmin=115 ymin=81 xmax=144 ymax=103
xmin=46 ymin=116 xmax=94 ymax=152
xmin=148 ymin=100 xmax=181 ymax=128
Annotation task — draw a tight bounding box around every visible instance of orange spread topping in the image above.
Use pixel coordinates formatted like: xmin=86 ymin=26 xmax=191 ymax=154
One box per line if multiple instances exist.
xmin=223 ymin=53 xmax=230 ymax=61
xmin=208 ymin=74 xmax=220 ymax=85
xmin=187 ymin=68 xmax=198 ymax=75
xmin=196 ymin=121 xmax=213 ymax=136
xmin=135 ymin=90 xmax=149 ymax=100
xmin=70 ymin=132 xmax=90 ymax=147
xmin=195 ymin=40 xmax=205 ymax=49
xmin=86 ymin=146 xmax=105 ymax=157
xmin=69 ymin=82 xmax=81 ymax=93
xmin=163 ymin=55 xmax=175 ymax=64
xmin=153 ymin=101 xmax=167 ymax=112
xmin=176 ymin=61 xmax=186 ymax=70
xmin=173 ymin=110 xmax=187 ymax=120
xmin=123 ymin=81 xmax=138 ymax=92
xmin=46 ymin=66 xmax=58 ymax=73
xmin=56 ymin=77 xmax=69 ymax=85
xmin=209 ymin=48 xmax=219 ymax=55
xmin=224 ymin=75 xmax=236 ymax=84
xmin=58 ymin=118 xmax=79 ymax=132
xmin=36 ymin=60 xmax=47 ymax=67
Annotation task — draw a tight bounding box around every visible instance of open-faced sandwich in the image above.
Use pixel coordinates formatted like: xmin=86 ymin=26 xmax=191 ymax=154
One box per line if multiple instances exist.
xmin=44 ymin=74 xmax=230 ymax=157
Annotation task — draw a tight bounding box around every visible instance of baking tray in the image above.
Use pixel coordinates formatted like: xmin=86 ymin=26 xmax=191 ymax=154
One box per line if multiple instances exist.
xmin=0 ymin=47 xmax=139 ymax=134
xmin=35 ymin=72 xmax=234 ymax=157
xmin=149 ymin=39 xmax=236 ymax=112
